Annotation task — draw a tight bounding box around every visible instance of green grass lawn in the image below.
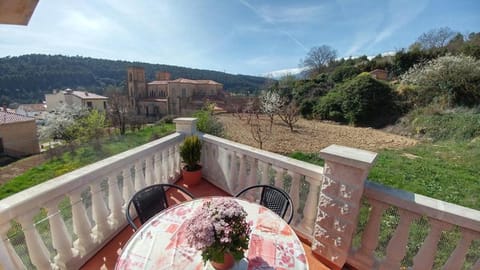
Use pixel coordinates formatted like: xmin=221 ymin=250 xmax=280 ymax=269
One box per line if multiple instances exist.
xmin=0 ymin=124 xmax=175 ymax=200
xmin=290 ymin=139 xmax=480 ymax=210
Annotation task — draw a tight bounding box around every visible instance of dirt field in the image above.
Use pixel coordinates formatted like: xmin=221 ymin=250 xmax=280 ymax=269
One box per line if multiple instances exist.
xmin=0 ymin=115 xmax=417 ymax=185
xmin=217 ymin=114 xmax=417 ymax=154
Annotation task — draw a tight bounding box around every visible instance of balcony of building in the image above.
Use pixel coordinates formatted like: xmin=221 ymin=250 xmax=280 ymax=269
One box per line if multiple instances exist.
xmin=0 ymin=118 xmax=479 ymax=270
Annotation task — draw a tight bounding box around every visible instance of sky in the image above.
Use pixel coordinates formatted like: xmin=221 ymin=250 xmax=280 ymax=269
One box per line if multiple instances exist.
xmin=1 ymin=0 xmax=479 ymax=77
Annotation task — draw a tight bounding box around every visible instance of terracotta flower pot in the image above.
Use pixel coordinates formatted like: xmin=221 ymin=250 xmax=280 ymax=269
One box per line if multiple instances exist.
xmin=182 ymin=165 xmax=202 ymax=186
xmin=210 ymin=253 xmax=235 ymax=270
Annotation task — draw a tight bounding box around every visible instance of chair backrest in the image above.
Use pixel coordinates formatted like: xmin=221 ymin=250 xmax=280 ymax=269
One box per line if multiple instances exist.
xmin=126 ymin=184 xmax=195 ymax=231
xmin=235 ymin=185 xmax=294 ymax=224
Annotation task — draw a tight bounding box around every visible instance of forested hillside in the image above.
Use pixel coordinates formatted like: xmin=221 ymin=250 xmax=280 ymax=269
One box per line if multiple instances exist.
xmin=0 ymin=54 xmax=268 ymax=105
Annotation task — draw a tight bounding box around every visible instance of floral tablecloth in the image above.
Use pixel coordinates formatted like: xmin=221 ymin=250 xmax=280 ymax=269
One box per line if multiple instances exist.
xmin=116 ymin=197 xmax=309 ymax=270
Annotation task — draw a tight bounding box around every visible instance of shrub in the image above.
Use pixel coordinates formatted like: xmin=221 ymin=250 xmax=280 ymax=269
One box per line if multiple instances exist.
xmin=401 ymin=54 xmax=480 ymax=107
xmin=193 ymin=110 xmax=224 ymax=137
xmin=330 ymin=65 xmax=361 ymax=83
xmin=315 ymin=74 xmax=398 ymax=126
xmin=314 ymin=90 xmax=345 ymax=122
xmin=180 ymin=135 xmax=202 ymax=171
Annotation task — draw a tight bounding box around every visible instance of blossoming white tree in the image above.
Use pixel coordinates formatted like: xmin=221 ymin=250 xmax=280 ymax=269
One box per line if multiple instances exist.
xmin=401 ymin=54 xmax=480 ymax=107
xmin=260 ymin=89 xmax=284 ymax=131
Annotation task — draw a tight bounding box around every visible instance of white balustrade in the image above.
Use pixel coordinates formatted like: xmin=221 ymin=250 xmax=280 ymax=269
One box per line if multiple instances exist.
xmin=18 ymin=211 xmax=52 ymax=269
xmin=0 ymin=132 xmax=183 ymax=269
xmin=70 ymin=190 xmax=94 ymax=257
xmin=347 ymin=181 xmax=480 ymax=270
xmin=107 ymin=175 xmax=124 ymax=228
xmin=201 ymin=134 xmax=324 ymax=236
xmin=46 ymin=200 xmax=77 ymax=269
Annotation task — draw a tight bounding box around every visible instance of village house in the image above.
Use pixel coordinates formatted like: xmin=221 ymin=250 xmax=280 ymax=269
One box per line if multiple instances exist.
xmin=0 ymin=109 xmax=40 ymax=158
xmin=369 ymin=69 xmax=389 ymax=80
xmin=16 ymin=103 xmax=47 ymax=124
xmin=45 ymin=89 xmax=108 ymax=112
xmin=127 ymin=67 xmax=227 ymax=117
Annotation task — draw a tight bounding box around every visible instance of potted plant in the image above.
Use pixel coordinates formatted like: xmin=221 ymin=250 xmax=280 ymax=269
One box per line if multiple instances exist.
xmin=185 ymin=198 xmax=251 ymax=269
xmin=180 ymin=135 xmax=202 ymax=185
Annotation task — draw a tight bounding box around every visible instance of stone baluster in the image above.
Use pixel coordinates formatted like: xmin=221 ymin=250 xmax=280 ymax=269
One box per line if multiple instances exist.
xmin=288 ymin=172 xmax=301 ymax=225
xmin=379 ymin=209 xmax=418 ymax=270
xmin=45 ymin=200 xmax=76 ymax=269
xmin=351 ymin=198 xmax=388 ymax=269
xmin=442 ymin=228 xmax=478 ymax=270
xmin=90 ymin=181 xmax=110 ymax=242
xmin=274 ymin=167 xmax=284 ymax=188
xmin=144 ymin=155 xmax=154 ymax=186
xmin=122 ymin=167 xmax=135 ymax=207
xmin=246 ymin=157 xmax=258 ymax=186
xmin=70 ymin=191 xmax=94 ymax=256
xmin=299 ymin=176 xmax=321 ymax=235
xmin=237 ymin=154 xmax=247 ymax=191
xmin=313 ymin=145 xmax=378 ymax=269
xmin=260 ymin=161 xmax=270 ymax=185
xmin=0 ymin=223 xmax=25 ymax=269
xmin=107 ymin=175 xmax=123 ymax=228
xmin=412 ymin=218 xmax=452 ymax=270
xmin=17 ymin=211 xmax=52 ymax=269
xmin=134 ymin=160 xmax=145 ymax=191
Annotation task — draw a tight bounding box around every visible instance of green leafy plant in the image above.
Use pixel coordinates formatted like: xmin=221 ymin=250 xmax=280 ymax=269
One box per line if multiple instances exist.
xmin=180 ymin=135 xmax=202 ymax=171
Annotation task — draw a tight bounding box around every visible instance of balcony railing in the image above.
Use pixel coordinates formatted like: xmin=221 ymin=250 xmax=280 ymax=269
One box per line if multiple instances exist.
xmin=0 ymin=117 xmax=479 ymax=270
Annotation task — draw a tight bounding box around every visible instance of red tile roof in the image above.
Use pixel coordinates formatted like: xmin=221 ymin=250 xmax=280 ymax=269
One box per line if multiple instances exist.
xmin=147 ymin=78 xmax=222 ymax=85
xmin=0 ymin=111 xmax=35 ymax=124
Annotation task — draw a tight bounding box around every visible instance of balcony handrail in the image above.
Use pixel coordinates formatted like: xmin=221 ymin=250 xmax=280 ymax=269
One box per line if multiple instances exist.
xmin=0 ymin=132 xmax=183 ymax=225
xmin=202 ymin=134 xmax=324 ymax=179
xmin=364 ymin=180 xmax=480 ymax=232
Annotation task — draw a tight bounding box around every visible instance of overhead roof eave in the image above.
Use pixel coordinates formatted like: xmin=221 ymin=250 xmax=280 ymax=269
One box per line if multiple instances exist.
xmin=0 ymin=0 xmax=39 ymax=26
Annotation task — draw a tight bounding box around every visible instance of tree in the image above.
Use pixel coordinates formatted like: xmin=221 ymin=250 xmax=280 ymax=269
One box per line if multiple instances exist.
xmin=40 ymin=105 xmax=88 ymax=143
xmin=301 ymin=45 xmax=337 ymax=76
xmin=315 ymin=74 xmax=398 ymax=126
xmin=277 ymin=100 xmax=300 ymax=132
xmin=401 ymin=54 xmax=480 ymax=107
xmin=105 ymin=87 xmax=130 ymax=135
xmin=260 ymin=90 xmax=284 ymax=131
xmin=416 ymin=27 xmax=456 ymax=50
xmin=249 ymin=116 xmax=270 ymax=150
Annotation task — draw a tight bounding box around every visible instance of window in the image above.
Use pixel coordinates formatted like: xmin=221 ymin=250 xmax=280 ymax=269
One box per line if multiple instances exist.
xmin=87 ymin=101 xmax=93 ymax=108
xmin=182 ymin=88 xmax=186 ymax=97
xmin=103 ymin=101 xmax=107 ymax=109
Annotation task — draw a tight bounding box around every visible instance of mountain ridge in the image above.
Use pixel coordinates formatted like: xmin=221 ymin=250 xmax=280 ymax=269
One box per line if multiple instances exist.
xmin=0 ymin=54 xmax=269 ymax=105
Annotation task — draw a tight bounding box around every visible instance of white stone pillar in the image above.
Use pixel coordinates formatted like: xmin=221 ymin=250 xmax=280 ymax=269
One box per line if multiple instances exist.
xmin=173 ymin=117 xmax=198 ymax=136
xmin=314 ymin=144 xmax=377 ymax=269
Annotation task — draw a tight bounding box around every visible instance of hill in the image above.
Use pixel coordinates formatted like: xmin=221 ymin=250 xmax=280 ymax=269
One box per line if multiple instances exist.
xmin=0 ymin=54 xmax=269 ymax=105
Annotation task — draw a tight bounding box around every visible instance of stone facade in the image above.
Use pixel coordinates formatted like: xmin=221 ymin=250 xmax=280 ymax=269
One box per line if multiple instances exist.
xmin=369 ymin=69 xmax=388 ymax=81
xmin=0 ymin=111 xmax=40 ymax=157
xmin=127 ymin=67 xmax=226 ymax=118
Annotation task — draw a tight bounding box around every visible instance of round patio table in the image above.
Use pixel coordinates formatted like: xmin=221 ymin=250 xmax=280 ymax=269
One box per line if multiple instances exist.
xmin=116 ymin=197 xmax=309 ymax=270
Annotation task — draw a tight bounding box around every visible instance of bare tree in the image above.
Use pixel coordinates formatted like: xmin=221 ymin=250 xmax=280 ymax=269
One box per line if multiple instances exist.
xmin=277 ymin=100 xmax=300 ymax=132
xmin=301 ymin=45 xmax=337 ymax=76
xmin=417 ymin=27 xmax=456 ymax=50
xmin=249 ymin=116 xmax=270 ymax=150
xmin=260 ymin=90 xmax=284 ymax=131
xmin=105 ymin=87 xmax=130 ymax=135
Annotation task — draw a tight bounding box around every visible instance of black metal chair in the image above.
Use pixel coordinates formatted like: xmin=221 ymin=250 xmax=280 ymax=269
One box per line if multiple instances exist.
xmin=234 ymin=184 xmax=294 ymax=224
xmin=126 ymin=183 xmax=195 ymax=231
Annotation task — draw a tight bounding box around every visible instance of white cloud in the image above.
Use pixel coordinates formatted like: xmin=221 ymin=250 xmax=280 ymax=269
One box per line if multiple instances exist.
xmin=263 ymin=67 xmax=306 ymax=78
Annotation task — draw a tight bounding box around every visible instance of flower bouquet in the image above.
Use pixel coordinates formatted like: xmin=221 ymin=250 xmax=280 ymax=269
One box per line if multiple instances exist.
xmin=185 ymin=198 xmax=251 ymax=269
